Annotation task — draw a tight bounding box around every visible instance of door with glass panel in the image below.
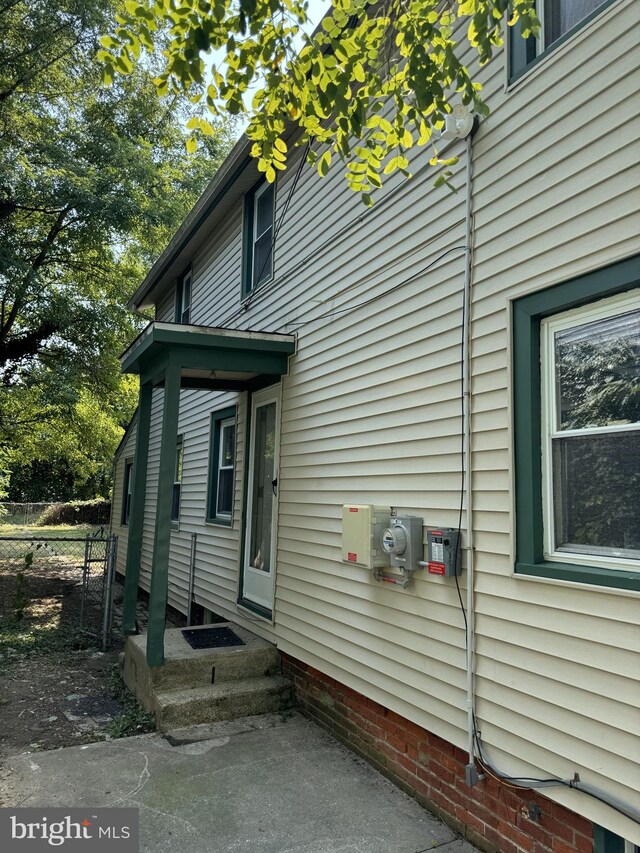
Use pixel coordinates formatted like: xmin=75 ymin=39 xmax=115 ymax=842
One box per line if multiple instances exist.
xmin=241 ymin=385 xmax=280 ymax=613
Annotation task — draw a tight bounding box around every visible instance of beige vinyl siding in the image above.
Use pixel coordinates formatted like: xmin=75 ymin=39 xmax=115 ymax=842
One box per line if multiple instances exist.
xmin=468 ymin=0 xmax=640 ymax=839
xmin=156 ymin=287 xmax=175 ymax=323
xmin=129 ymin=0 xmax=639 ymax=841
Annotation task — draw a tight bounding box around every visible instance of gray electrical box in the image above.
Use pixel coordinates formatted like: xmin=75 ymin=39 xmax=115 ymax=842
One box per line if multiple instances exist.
xmin=381 ymin=516 xmax=423 ymax=570
xmin=426 ymin=528 xmax=460 ymax=576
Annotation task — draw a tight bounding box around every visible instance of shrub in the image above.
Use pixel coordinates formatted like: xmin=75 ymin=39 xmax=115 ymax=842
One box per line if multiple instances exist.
xmin=37 ymin=499 xmax=111 ymax=527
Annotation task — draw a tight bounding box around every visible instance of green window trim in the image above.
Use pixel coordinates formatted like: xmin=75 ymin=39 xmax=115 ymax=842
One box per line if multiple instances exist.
xmin=121 ymin=458 xmax=133 ymax=526
xmin=171 ymin=435 xmax=183 ymax=527
xmin=206 ymin=406 xmax=237 ymax=526
xmin=593 ymin=824 xmax=637 ymax=853
xmin=508 ymin=0 xmax=617 ymax=84
xmin=512 ymin=255 xmax=640 ymax=593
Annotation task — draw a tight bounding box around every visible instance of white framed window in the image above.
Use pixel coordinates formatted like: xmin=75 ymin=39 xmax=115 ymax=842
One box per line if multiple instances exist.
xmin=171 ymin=437 xmax=184 ymax=523
xmin=176 ymin=269 xmax=191 ymax=324
xmin=242 ymin=180 xmax=274 ymax=296
xmin=509 ymin=0 xmax=613 ymax=81
xmin=207 ymin=406 xmax=236 ymax=525
xmin=540 ymin=291 xmax=640 ymax=569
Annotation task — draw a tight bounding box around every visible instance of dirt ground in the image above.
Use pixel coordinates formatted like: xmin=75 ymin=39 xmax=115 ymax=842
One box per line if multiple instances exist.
xmin=0 ymin=548 xmax=183 ymax=762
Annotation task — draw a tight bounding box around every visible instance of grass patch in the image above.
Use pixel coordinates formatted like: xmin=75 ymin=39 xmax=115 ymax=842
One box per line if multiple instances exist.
xmin=0 ymin=523 xmax=105 ymax=539
xmin=104 ymin=665 xmax=155 ymax=738
xmin=0 ymin=620 xmax=88 ymax=663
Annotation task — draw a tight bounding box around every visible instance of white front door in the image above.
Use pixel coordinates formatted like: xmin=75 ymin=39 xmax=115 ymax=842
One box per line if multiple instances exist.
xmin=241 ymin=385 xmax=280 ymax=614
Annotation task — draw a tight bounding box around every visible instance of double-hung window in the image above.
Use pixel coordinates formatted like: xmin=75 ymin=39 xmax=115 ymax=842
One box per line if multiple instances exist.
xmin=541 ymin=293 xmax=640 ymax=567
xmin=242 ymin=181 xmax=274 ymax=297
xmin=509 ymin=0 xmax=613 ymax=81
xmin=207 ymin=407 xmax=236 ymax=525
xmin=171 ymin=437 xmax=183 ymax=523
xmin=513 ymin=256 xmax=640 ymax=591
xmin=176 ymin=269 xmax=192 ymax=324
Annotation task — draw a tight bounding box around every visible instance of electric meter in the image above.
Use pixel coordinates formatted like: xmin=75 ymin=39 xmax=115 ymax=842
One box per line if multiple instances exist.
xmin=381 ymin=525 xmax=407 ymax=556
xmin=381 ymin=516 xmax=423 ymax=570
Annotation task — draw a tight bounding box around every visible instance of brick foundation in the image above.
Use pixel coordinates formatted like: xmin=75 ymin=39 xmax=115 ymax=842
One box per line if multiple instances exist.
xmin=282 ymin=654 xmax=594 ymax=853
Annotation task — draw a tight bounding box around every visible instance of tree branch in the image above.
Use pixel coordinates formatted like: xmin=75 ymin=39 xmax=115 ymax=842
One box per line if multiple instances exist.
xmin=0 ymin=204 xmax=72 ymax=341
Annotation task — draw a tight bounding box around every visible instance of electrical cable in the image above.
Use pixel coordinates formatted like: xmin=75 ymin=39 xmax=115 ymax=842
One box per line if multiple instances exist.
xmin=287 ymin=245 xmax=468 ymax=328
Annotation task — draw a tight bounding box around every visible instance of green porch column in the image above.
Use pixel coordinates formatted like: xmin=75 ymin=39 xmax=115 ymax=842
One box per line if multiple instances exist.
xmin=122 ymin=381 xmax=153 ymax=635
xmin=146 ymin=364 xmax=181 ymax=667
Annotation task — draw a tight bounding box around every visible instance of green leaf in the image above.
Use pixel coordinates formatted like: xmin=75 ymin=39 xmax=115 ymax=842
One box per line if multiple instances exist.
xmin=317 ymin=149 xmax=331 ymax=177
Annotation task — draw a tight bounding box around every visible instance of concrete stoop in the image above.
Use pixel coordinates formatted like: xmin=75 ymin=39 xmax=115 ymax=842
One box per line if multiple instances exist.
xmin=121 ymin=623 xmax=294 ymax=731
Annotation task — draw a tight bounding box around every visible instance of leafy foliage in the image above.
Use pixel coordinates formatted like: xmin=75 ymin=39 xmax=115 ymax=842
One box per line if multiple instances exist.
xmin=38 ymin=499 xmax=111 ymax=527
xmin=100 ymin=0 xmax=538 ymax=203
xmin=0 ymin=0 xmax=235 ymax=498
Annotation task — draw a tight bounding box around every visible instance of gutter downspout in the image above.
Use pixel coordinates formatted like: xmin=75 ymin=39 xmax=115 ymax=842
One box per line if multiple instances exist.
xmin=462 ymin=133 xmax=478 ymax=782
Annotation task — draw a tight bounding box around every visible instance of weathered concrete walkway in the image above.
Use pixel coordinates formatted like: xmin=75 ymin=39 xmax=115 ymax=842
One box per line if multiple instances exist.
xmin=2 ymin=711 xmax=480 ymax=853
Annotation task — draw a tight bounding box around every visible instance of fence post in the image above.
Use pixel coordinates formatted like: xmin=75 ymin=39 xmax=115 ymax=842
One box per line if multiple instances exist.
xmin=102 ymin=535 xmax=118 ymax=651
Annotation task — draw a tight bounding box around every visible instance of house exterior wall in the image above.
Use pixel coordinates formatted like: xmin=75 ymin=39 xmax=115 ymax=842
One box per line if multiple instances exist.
xmin=113 ymin=0 xmax=639 ymax=844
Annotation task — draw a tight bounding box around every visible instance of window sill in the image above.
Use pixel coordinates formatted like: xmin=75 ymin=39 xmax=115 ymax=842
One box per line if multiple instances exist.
xmin=171 ymin=520 xmax=179 ymax=530
xmin=241 ymin=274 xmax=274 ymax=305
xmin=515 ymin=560 xmax=640 ymax=592
xmin=205 ymin=516 xmax=233 ymax=527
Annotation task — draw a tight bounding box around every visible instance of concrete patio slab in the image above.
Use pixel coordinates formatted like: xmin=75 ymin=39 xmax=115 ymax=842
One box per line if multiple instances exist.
xmin=2 ymin=712 xmax=480 ymax=853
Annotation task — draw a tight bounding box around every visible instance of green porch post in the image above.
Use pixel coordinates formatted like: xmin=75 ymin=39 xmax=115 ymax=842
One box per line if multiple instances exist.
xmin=146 ymin=364 xmax=181 ymax=667
xmin=122 ymin=381 xmax=153 ymax=635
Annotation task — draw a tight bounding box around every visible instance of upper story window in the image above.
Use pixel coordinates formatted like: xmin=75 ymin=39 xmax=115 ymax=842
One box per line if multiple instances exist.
xmin=176 ymin=269 xmax=192 ymax=324
xmin=242 ymin=181 xmax=274 ymax=297
xmin=509 ymin=0 xmax=612 ymax=81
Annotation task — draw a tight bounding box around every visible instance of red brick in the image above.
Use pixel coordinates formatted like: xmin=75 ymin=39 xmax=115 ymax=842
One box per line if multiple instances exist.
xmin=552 ymin=841 xmax=578 ymax=853
xmin=550 ymin=803 xmax=591 ymax=838
xmin=454 ymin=804 xmax=486 ymax=836
xmin=542 ymin=814 xmax=577 ymax=845
xmin=385 ymin=732 xmax=406 ymax=752
xmin=500 ymin=820 xmax=536 ymax=851
xmin=573 ymin=833 xmax=593 ymax=853
xmin=484 ymin=824 xmax=520 ymax=853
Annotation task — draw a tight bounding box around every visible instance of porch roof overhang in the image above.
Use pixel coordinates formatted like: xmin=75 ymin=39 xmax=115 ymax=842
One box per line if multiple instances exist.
xmin=120 ymin=321 xmax=296 ymax=389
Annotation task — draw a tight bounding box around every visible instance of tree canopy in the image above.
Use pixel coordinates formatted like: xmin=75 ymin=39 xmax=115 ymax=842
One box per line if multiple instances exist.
xmin=100 ymin=0 xmax=538 ymax=204
xmin=0 ymin=0 xmax=235 ymax=500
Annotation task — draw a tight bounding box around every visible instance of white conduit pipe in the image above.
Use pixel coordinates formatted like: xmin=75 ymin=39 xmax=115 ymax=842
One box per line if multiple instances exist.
xmin=462 ymin=133 xmax=476 ymax=772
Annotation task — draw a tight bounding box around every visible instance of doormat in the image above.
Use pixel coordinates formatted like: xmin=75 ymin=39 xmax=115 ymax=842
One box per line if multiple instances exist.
xmin=181 ymin=627 xmax=246 ymax=649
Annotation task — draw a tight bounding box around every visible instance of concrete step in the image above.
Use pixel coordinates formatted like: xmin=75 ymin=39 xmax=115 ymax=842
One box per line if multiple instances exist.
xmin=154 ymin=676 xmax=295 ymax=731
xmin=123 ymin=625 xmax=281 ymax=699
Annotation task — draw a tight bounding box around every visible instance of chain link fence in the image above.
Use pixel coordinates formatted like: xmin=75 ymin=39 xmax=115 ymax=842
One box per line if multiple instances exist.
xmin=0 ymin=502 xmax=54 ymax=526
xmin=0 ymin=533 xmax=118 ymax=650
